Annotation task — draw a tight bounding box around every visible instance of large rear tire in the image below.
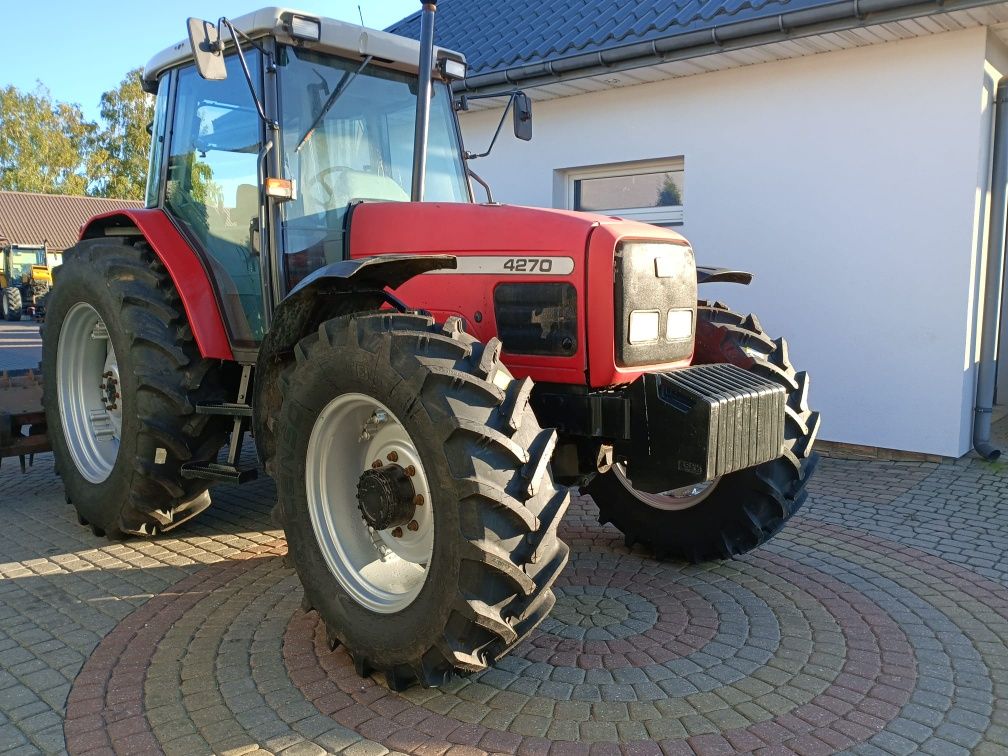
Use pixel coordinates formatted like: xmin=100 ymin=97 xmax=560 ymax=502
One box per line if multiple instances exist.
xmin=273 ymin=312 xmax=570 ymax=689
xmin=2 ymin=287 xmax=21 ymax=321
xmin=41 ymin=238 xmax=233 ymax=538
xmin=584 ymin=301 xmax=820 ymax=562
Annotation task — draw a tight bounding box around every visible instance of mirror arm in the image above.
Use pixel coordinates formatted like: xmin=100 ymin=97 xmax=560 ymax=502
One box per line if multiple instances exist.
xmin=219 ymin=17 xmax=278 ymax=133
xmin=467 ymin=167 xmax=495 ymax=204
xmin=464 ymin=93 xmax=516 ymax=160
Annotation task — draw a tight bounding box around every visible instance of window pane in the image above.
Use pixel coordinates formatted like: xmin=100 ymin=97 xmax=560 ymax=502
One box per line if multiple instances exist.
xmin=575 ymin=169 xmax=683 ymax=212
xmin=165 ymin=54 xmax=264 ymax=345
xmin=277 ymin=46 xmax=469 ymax=289
xmin=145 ymin=76 xmax=169 ymax=208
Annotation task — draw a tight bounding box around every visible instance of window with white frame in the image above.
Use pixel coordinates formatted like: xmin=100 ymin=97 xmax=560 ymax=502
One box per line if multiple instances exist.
xmin=564 ymin=158 xmax=684 ymax=226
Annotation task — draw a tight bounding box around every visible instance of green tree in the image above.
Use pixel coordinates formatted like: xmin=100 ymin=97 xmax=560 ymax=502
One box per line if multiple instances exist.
xmin=656 ymin=173 xmax=683 ymax=207
xmin=0 ymin=84 xmax=93 ymax=194
xmin=89 ymin=68 xmax=154 ymax=200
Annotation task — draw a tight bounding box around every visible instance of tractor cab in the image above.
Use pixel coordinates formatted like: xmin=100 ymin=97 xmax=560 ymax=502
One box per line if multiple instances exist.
xmin=1 ymin=245 xmax=51 ymax=321
xmin=142 ymin=7 xmax=472 ymax=347
xmin=2 ymin=245 xmax=46 ymax=286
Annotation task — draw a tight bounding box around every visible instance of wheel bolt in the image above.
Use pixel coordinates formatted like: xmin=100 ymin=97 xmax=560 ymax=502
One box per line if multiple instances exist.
xmin=405 ymin=465 xmax=416 ymax=476
xmin=391 ymin=527 xmax=403 ymax=538
xmin=386 ymin=451 xmax=398 ymax=462
xmin=407 ymin=520 xmax=419 ymax=531
xmin=371 ymin=460 xmax=383 ymax=469
xmin=413 ymin=494 xmax=424 ymax=507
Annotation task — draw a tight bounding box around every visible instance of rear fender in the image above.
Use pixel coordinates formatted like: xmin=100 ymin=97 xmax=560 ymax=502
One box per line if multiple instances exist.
xmin=80 ymin=209 xmax=233 ymax=360
xmin=696 ymin=266 xmax=753 ymax=286
xmin=252 ymin=254 xmax=456 ymax=469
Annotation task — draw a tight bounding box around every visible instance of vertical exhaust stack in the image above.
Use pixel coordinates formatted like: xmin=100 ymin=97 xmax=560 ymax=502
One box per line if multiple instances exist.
xmin=411 ymin=1 xmax=437 ymax=202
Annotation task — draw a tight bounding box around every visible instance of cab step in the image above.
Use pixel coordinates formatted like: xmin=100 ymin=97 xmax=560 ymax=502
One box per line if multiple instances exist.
xmin=195 ymin=401 xmax=253 ymax=417
xmin=180 ymin=461 xmax=258 ymax=484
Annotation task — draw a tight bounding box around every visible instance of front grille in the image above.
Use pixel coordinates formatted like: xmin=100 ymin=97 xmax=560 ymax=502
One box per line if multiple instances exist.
xmin=494 ymin=282 xmax=578 ymax=356
xmin=614 ymin=242 xmax=696 ymax=367
xmin=656 ymin=363 xmax=785 ymax=483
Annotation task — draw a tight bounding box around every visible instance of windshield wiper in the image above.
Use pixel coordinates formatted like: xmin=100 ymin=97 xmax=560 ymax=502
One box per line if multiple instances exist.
xmin=295 ymin=55 xmax=373 ymax=152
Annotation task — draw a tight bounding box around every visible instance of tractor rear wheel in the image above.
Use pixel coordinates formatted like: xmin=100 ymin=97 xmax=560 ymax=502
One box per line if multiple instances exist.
xmin=584 ymin=301 xmax=819 ymax=562
xmin=41 ymin=238 xmax=233 ymax=538
xmin=273 ymin=312 xmax=570 ymax=689
xmin=2 ymin=287 xmax=21 ymax=321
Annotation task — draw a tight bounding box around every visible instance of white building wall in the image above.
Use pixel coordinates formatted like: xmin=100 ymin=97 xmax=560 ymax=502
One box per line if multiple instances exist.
xmin=460 ymin=27 xmax=993 ymax=457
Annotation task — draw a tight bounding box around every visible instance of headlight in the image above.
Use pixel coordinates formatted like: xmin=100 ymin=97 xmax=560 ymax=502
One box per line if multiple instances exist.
xmin=628 ymin=310 xmax=660 ymax=344
xmin=666 ymin=308 xmax=693 ymax=341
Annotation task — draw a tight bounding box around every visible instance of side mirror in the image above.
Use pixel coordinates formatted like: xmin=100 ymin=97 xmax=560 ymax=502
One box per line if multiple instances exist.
xmin=513 ymin=92 xmax=532 ymax=141
xmin=188 ymin=18 xmax=227 ymax=81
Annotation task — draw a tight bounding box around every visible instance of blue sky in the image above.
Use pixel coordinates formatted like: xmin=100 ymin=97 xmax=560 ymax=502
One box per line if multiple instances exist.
xmin=5 ymin=1 xmax=421 ymax=121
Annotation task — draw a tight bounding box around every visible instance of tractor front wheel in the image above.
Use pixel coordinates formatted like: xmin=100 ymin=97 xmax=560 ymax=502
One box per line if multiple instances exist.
xmin=273 ymin=313 xmax=570 ymax=689
xmin=584 ymin=301 xmax=820 ymax=562
xmin=2 ymin=287 xmax=21 ymax=321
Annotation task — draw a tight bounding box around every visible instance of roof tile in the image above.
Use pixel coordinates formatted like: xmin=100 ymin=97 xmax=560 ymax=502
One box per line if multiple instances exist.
xmin=387 ymin=0 xmax=865 ymax=76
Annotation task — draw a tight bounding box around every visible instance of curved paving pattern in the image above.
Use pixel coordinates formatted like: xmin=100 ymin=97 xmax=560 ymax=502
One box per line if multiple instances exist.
xmin=62 ymin=491 xmax=1008 ymax=756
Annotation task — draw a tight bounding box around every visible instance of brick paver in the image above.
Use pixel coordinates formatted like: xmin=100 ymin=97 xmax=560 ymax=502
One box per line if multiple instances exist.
xmin=1 ymin=371 xmax=1007 ymax=752
xmin=0 ymin=322 xmax=42 ymax=372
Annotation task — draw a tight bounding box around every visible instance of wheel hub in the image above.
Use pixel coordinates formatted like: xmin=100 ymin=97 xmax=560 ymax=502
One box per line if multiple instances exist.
xmin=57 ymin=302 xmax=121 ymax=483
xmin=100 ymin=372 xmax=119 ymax=411
xmin=356 ymin=464 xmax=416 ymax=531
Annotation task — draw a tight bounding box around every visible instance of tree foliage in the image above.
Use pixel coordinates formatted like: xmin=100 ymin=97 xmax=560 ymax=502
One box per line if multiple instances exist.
xmin=0 ymin=84 xmax=93 ymax=194
xmin=656 ymin=173 xmax=683 ymax=207
xmin=0 ymin=68 xmax=153 ymax=199
xmin=89 ymin=68 xmax=154 ymax=200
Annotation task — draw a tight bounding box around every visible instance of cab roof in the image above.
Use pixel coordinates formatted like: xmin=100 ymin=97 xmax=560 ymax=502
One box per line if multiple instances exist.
xmin=143 ymin=6 xmax=464 ymax=87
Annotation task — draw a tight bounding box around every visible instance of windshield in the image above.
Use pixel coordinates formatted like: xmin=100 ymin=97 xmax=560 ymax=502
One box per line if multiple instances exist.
xmin=277 ymin=45 xmax=470 ymax=288
xmin=9 ymin=248 xmax=45 ymax=280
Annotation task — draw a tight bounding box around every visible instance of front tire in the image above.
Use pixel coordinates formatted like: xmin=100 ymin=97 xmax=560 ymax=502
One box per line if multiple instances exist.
xmin=41 ymin=238 xmax=233 ymax=538
xmin=584 ymin=301 xmax=820 ymax=562
xmin=273 ymin=313 xmax=570 ymax=689
xmin=2 ymin=287 xmax=21 ymax=321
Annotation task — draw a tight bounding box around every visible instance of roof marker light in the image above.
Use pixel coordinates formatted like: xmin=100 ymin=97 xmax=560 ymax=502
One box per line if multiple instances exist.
xmin=290 ymin=16 xmax=321 ymax=41
xmin=439 ymin=58 xmax=467 ymax=80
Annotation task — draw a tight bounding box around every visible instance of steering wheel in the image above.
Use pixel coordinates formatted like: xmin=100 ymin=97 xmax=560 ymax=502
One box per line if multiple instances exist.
xmin=311 ymin=166 xmax=354 ymax=207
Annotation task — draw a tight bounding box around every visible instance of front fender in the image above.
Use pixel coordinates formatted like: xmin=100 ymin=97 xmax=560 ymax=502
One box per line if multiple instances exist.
xmin=253 ymin=254 xmax=456 ymax=469
xmin=80 ymin=209 xmax=233 ymax=360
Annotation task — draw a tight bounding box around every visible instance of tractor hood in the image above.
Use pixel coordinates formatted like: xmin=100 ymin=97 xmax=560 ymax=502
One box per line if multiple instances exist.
xmin=351 ymin=202 xmax=696 ymax=388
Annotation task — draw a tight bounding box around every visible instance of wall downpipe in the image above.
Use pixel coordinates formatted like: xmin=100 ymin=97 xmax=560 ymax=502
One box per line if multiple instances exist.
xmin=974 ymin=76 xmax=1008 ymax=460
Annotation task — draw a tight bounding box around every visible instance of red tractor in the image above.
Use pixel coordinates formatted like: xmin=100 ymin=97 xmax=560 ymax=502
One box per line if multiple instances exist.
xmin=32 ymin=4 xmax=818 ymax=688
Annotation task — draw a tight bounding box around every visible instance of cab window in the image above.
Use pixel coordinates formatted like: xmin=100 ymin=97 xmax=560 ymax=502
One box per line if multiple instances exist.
xmin=276 ymin=45 xmax=469 ymax=289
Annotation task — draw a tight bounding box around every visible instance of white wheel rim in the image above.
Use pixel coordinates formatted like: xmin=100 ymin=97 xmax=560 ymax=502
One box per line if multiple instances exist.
xmin=612 ymin=463 xmax=720 ymax=511
xmin=305 ymin=392 xmax=433 ymax=613
xmin=57 ymin=302 xmax=121 ymax=483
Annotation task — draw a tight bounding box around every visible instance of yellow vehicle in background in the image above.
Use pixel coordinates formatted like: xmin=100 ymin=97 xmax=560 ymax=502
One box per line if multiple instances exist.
xmin=1 ymin=245 xmax=52 ymax=321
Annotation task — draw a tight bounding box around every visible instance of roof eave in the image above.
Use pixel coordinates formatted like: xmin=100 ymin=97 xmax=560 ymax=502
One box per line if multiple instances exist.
xmin=455 ymin=0 xmax=1007 ymax=95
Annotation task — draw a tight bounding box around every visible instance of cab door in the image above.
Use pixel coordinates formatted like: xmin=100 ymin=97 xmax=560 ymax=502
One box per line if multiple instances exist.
xmin=163 ymin=53 xmax=266 ymax=350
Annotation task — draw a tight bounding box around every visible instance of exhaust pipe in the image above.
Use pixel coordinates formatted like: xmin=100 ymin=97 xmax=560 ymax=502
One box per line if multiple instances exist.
xmin=411 ymin=1 xmax=437 ymax=202
xmin=974 ymin=76 xmax=1008 ymax=460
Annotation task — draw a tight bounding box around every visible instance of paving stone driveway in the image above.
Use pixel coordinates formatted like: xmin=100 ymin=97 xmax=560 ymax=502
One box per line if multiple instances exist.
xmin=1 ymin=436 xmax=1008 ymax=755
